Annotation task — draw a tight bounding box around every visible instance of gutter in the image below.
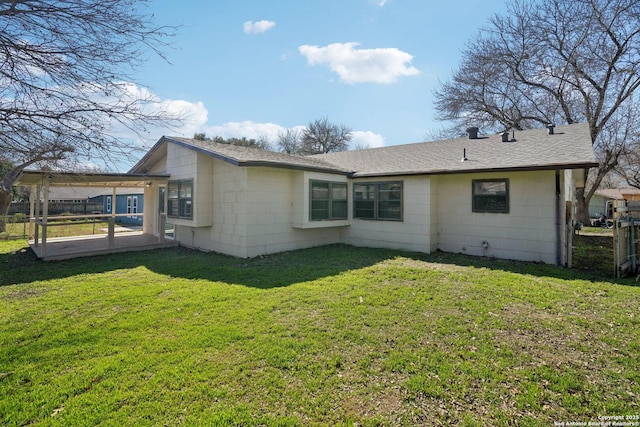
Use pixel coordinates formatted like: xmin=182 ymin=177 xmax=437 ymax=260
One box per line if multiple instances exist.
xmin=555 ymin=169 xmax=562 ymax=266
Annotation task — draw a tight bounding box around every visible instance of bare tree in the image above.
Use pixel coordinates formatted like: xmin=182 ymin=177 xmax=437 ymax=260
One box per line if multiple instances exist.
xmin=276 ymin=128 xmax=302 ymax=154
xmin=613 ymin=102 xmax=640 ymax=188
xmin=300 ymin=117 xmax=352 ymax=155
xmin=0 ymin=0 xmax=180 ymax=231
xmin=434 ymin=0 xmax=640 ymax=223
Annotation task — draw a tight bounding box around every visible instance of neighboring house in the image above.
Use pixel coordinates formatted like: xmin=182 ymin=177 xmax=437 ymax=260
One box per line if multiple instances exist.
xmin=9 ymin=185 xmax=144 ymax=224
xmin=9 ymin=186 xmax=102 ymax=215
xmin=93 ymin=188 xmax=145 ymax=226
xmin=589 ymin=188 xmax=640 ymax=218
xmin=130 ymin=123 xmax=597 ymax=265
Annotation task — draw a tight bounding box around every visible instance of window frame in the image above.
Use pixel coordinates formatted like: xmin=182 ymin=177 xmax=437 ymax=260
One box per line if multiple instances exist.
xmin=472 ymin=179 xmax=509 ymax=214
xmin=127 ymin=196 xmax=138 ymax=214
xmin=167 ymin=179 xmax=193 ymax=220
xmin=309 ymin=180 xmax=348 ymax=221
xmin=353 ymin=181 xmax=403 ymax=221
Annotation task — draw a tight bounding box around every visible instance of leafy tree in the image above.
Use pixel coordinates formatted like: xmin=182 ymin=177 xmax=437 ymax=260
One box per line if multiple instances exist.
xmin=300 ymin=117 xmax=352 ymax=155
xmin=433 ymin=0 xmax=640 ymax=223
xmin=192 ymin=133 xmax=271 ymax=150
xmin=0 ymin=0 xmax=180 ymax=231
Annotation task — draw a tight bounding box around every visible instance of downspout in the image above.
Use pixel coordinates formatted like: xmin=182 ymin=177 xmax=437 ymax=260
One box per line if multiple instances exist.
xmin=555 ymin=170 xmax=561 ymax=266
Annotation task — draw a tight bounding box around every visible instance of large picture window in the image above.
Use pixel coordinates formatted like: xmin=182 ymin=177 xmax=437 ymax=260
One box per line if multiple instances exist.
xmin=168 ymin=179 xmax=193 ymax=219
xmin=354 ymin=181 xmax=403 ymax=221
xmin=310 ymin=180 xmax=348 ymax=221
xmin=472 ymin=179 xmax=509 ymax=213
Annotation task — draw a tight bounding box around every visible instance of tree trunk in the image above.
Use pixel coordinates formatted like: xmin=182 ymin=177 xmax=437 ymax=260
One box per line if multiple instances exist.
xmin=576 ymin=186 xmax=591 ymax=226
xmin=0 ymin=187 xmax=11 ymax=233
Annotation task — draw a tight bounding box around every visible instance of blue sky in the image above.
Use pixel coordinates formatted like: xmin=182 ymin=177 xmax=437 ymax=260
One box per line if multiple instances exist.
xmin=131 ymin=0 xmax=510 ymax=152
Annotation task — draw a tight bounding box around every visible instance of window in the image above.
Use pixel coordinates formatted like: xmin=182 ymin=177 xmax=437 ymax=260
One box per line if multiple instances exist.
xmin=168 ymin=180 xmax=193 ymax=219
xmin=472 ymin=179 xmax=509 ymax=213
xmin=127 ymin=196 xmax=138 ymax=217
xmin=310 ymin=180 xmax=348 ymax=221
xmin=354 ymin=181 xmax=403 ymax=220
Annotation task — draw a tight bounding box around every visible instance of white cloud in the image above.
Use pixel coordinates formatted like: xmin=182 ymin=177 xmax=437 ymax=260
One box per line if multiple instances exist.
xmin=298 ymin=42 xmax=420 ymax=84
xmin=377 ymin=0 xmax=390 ymax=6
xmin=200 ymin=122 xmax=386 ymax=149
xmin=100 ymin=85 xmax=388 ymax=162
xmin=203 ymin=120 xmax=287 ymax=142
xmin=103 ymin=82 xmax=208 ymax=147
xmin=351 ymin=131 xmax=385 ymax=149
xmin=243 ymin=20 xmax=276 ymax=35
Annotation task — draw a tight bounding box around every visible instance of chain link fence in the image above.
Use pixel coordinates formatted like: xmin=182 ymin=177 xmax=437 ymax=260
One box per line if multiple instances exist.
xmin=0 ymin=214 xmax=30 ymax=239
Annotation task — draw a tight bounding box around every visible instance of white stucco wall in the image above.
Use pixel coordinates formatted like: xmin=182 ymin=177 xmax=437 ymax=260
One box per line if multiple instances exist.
xmin=433 ymin=170 xmax=562 ymax=264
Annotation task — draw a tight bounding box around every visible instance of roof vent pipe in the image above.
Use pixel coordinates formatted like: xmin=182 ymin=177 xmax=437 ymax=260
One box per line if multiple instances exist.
xmin=547 ymin=123 xmax=555 ymax=135
xmin=461 ymin=148 xmax=468 ymax=162
xmin=501 ymin=131 xmax=510 ymax=142
xmin=466 ymin=127 xmax=479 ymax=139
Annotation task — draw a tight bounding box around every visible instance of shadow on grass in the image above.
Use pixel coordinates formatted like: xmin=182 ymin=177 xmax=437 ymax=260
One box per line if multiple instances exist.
xmin=0 ymin=243 xmax=400 ymax=289
xmin=0 ymin=239 xmax=633 ymax=289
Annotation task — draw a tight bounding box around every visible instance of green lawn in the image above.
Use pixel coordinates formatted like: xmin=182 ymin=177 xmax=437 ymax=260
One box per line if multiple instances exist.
xmin=1 ymin=240 xmax=639 ymax=426
xmin=2 ymin=219 xmax=111 ymax=239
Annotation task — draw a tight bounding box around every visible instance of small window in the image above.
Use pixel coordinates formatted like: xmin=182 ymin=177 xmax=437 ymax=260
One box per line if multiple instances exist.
xmin=127 ymin=196 xmax=138 ymax=217
xmin=310 ymin=180 xmax=348 ymax=221
xmin=354 ymin=181 xmax=403 ymax=221
xmin=168 ymin=180 xmax=193 ymax=219
xmin=472 ymin=179 xmax=509 ymax=213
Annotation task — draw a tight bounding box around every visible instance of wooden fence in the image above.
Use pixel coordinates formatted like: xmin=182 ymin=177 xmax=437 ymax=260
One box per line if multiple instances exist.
xmin=9 ymin=201 xmax=103 ymax=216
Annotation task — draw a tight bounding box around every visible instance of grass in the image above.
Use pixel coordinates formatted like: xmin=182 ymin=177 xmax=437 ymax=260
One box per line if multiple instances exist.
xmin=572 ymin=227 xmax=614 ymax=276
xmin=1 ymin=239 xmax=639 ymax=426
xmin=1 ymin=219 xmax=111 ymax=240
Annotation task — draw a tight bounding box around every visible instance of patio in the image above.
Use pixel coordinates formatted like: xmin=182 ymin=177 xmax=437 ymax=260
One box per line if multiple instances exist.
xmin=29 ymin=230 xmax=178 ymax=261
xmin=16 ymin=169 xmax=173 ymax=261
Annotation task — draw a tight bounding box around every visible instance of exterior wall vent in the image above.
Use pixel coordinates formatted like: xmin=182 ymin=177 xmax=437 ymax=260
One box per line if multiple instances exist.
xmin=466 ymin=127 xmax=479 ymax=139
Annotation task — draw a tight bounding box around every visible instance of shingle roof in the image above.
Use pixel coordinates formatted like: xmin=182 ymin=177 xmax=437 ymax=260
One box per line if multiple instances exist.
xmin=131 ymin=123 xmax=598 ymax=177
xmin=132 ymin=136 xmax=351 ymax=175
xmin=595 ymin=188 xmax=640 ymax=200
xmin=314 ymin=122 xmax=598 ymax=177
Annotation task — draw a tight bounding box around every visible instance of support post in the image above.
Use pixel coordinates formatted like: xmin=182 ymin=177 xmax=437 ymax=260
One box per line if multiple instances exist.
xmin=159 ymin=213 xmax=166 ymax=243
xmin=29 ymin=185 xmax=36 ymax=240
xmin=108 ymin=187 xmax=117 ymax=249
xmin=41 ymin=177 xmax=50 ymax=258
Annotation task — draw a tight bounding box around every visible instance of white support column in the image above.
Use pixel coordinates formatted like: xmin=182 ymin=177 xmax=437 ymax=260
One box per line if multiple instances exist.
xmin=33 ymin=185 xmax=40 ymax=246
xmin=29 ymin=185 xmax=36 ymax=241
xmin=41 ymin=177 xmax=50 ymax=258
xmin=108 ymin=187 xmax=116 ymax=248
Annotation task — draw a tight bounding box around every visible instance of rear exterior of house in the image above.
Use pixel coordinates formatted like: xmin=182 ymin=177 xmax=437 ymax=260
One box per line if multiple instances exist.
xmin=133 ymin=123 xmax=596 ymax=265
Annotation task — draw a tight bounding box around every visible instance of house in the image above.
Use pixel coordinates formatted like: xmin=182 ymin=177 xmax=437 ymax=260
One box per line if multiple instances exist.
xmin=129 ymin=123 xmax=597 ymax=265
xmin=9 ymin=185 xmax=144 ymax=224
xmin=589 ymin=188 xmax=640 ymax=218
xmin=94 ymin=188 xmax=144 ymax=226
xmin=9 ymin=186 xmax=103 ymax=215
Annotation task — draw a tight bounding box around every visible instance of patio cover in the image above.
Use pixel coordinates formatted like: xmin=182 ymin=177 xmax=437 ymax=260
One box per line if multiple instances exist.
xmin=15 ymin=170 xmax=170 ymax=188
xmin=15 ymin=170 xmax=172 ymax=260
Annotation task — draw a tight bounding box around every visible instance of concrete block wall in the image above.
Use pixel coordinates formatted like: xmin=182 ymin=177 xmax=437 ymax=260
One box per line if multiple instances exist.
xmin=434 ymin=170 xmax=559 ymax=264
xmin=342 ymin=176 xmax=433 ymax=253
